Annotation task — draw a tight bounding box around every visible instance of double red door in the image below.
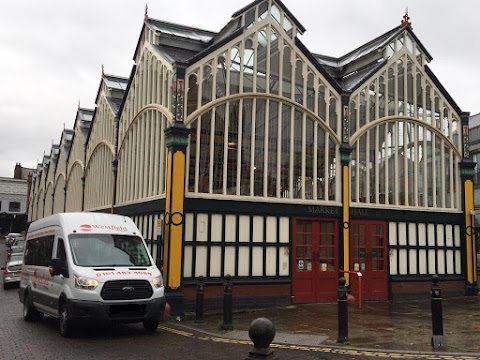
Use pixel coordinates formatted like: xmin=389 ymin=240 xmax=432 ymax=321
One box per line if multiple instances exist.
xmin=350 ymin=221 xmax=388 ymax=301
xmin=292 ymin=218 xmax=338 ymax=303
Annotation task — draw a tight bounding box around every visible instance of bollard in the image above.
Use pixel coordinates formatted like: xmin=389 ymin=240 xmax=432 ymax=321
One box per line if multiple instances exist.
xmin=221 ymin=274 xmax=233 ymax=330
xmin=337 ymin=277 xmax=348 ymax=343
xmin=245 ymin=318 xmax=278 ymax=360
xmin=194 ymin=276 xmax=205 ymax=323
xmin=431 ymin=274 xmax=447 ymax=349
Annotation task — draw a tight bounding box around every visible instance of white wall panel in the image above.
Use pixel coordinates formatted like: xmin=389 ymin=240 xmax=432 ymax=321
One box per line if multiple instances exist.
xmin=266 ymin=216 xmax=277 ymax=243
xmin=185 ymin=213 xmax=194 ymax=242
xmin=428 ymin=249 xmax=436 ymax=274
xmin=225 ymin=215 xmax=236 ymax=242
xmin=437 ymin=225 xmax=445 ymax=246
xmin=211 ymin=214 xmax=222 ymax=242
xmin=408 ymin=223 xmax=416 ymax=246
xmin=252 ymin=247 xmax=263 ymax=276
xmin=279 ymin=218 xmax=289 ymax=243
xmin=224 ymin=247 xmax=236 ymax=276
xmin=195 ymin=247 xmax=207 ymax=276
xmin=455 ymin=250 xmax=461 ymax=273
xmin=445 ymin=225 xmax=453 ymax=246
xmin=239 ymin=215 xmax=250 ymax=242
xmin=253 ymin=216 xmax=264 ymax=243
xmin=419 ymin=249 xmax=427 ymax=274
xmin=454 ymin=225 xmax=460 ymax=247
xmin=437 ymin=250 xmax=446 ymax=274
xmin=418 ymin=223 xmax=426 ymax=246
xmin=238 ymin=246 xmax=250 ymax=276
xmin=398 ymin=222 xmax=407 ymax=246
xmin=389 ymin=249 xmax=398 ymax=275
xmin=210 ymin=247 xmax=221 ymax=277
xmin=409 ymin=249 xmax=417 ymax=274
xmin=389 ymin=222 xmax=397 ymax=245
xmin=399 ymin=249 xmax=407 ymax=274
xmin=427 ymin=224 xmax=435 ymax=246
xmin=197 ymin=214 xmax=208 ymax=242
xmin=446 ymin=250 xmax=454 ymax=274
xmin=183 ymin=246 xmax=192 ymax=277
xmin=279 ymin=246 xmax=289 ymax=276
xmin=266 ymin=248 xmax=277 ymax=276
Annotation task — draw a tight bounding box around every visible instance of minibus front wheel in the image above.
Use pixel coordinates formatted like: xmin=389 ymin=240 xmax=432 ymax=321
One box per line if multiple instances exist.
xmin=59 ymin=300 xmax=75 ymax=337
xmin=143 ymin=317 xmax=160 ymax=333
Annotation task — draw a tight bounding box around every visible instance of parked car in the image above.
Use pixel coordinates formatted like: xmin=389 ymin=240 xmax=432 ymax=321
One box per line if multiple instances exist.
xmin=5 ymin=233 xmax=21 ymax=246
xmin=2 ymin=253 xmax=23 ymax=289
xmin=7 ymin=238 xmax=25 ymax=259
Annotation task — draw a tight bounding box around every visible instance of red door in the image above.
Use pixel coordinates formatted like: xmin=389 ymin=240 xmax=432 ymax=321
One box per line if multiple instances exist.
xmin=350 ymin=221 xmax=388 ymax=301
xmin=292 ymin=218 xmax=338 ymax=303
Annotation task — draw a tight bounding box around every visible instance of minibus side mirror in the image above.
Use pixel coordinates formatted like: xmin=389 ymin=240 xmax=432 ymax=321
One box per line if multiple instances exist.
xmin=49 ymin=258 xmax=63 ymax=276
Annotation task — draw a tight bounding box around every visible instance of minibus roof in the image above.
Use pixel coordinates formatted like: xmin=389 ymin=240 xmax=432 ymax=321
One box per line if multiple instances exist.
xmin=27 ymin=212 xmax=140 ymax=239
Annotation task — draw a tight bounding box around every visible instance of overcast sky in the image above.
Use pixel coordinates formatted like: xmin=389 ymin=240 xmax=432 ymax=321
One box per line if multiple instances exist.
xmin=0 ymin=0 xmax=478 ymax=178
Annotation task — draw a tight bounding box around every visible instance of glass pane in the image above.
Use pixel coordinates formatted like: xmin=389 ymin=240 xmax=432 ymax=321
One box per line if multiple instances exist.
xmin=271 ymin=4 xmax=281 ymax=25
xmin=297 ymin=234 xmax=304 ymax=245
xmin=296 ymin=246 xmax=304 ymax=257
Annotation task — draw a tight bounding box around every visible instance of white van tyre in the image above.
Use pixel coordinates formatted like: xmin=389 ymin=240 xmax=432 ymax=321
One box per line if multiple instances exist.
xmin=23 ymin=291 xmax=44 ymax=322
xmin=143 ymin=318 xmax=160 ymax=333
xmin=59 ymin=302 xmax=74 ymax=337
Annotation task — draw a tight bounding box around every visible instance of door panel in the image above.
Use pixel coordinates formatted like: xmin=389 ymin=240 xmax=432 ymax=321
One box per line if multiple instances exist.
xmin=350 ymin=221 xmax=388 ymax=301
xmin=292 ymin=218 xmax=338 ymax=303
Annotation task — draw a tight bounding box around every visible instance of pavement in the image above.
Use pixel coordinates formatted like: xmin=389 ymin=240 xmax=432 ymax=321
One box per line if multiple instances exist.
xmin=171 ymin=293 xmax=480 ymax=357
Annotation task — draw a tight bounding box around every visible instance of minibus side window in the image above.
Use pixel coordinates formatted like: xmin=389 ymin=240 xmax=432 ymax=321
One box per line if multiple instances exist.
xmin=24 ymin=236 xmax=54 ymax=267
xmin=56 ymin=238 xmax=69 ymax=278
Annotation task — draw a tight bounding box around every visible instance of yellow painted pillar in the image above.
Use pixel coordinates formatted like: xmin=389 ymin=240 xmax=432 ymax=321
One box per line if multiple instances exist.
xmin=460 ymin=160 xmax=477 ymax=294
xmin=163 ymin=123 xmax=190 ymax=314
xmin=340 ymin=144 xmax=353 ymax=286
xmin=163 ymin=69 xmax=190 ymax=316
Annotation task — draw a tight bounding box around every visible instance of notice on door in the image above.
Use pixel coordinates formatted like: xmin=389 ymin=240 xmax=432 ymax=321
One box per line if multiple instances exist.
xmin=297 ymin=260 xmax=304 ymax=270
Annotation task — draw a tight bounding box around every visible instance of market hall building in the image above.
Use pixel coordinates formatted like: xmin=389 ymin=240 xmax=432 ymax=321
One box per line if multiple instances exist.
xmin=28 ymin=0 xmax=477 ymax=312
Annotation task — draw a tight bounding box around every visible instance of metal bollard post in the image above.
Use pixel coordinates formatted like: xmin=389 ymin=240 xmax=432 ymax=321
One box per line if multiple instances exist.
xmin=337 ymin=277 xmax=348 ymax=343
xmin=431 ymin=274 xmax=447 ymax=349
xmin=221 ymin=274 xmax=233 ymax=330
xmin=245 ymin=318 xmax=278 ymax=360
xmin=194 ymin=276 xmax=205 ymax=323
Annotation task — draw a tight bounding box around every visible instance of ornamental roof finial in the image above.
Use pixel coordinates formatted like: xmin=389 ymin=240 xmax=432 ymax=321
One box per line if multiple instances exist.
xmin=101 ymin=64 xmax=105 ymax=77
xmin=144 ymin=3 xmax=149 ymax=22
xmin=400 ymin=7 xmax=412 ymax=28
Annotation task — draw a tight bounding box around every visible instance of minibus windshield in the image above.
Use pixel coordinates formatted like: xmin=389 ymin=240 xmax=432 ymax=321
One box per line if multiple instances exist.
xmin=69 ymin=234 xmax=152 ymax=267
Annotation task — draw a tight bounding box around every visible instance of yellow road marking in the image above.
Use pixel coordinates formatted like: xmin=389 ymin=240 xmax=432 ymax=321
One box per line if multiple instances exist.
xmin=160 ymin=325 xmax=480 ymax=359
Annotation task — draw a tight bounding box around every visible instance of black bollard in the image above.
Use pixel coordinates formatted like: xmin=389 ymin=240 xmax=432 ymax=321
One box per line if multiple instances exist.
xmin=431 ymin=274 xmax=447 ymax=349
xmin=245 ymin=318 xmax=278 ymax=360
xmin=337 ymin=277 xmax=348 ymax=343
xmin=221 ymin=274 xmax=233 ymax=330
xmin=194 ymin=276 xmax=205 ymax=323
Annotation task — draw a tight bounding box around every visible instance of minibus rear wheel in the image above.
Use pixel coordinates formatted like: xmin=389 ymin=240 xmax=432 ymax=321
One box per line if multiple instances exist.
xmin=23 ymin=291 xmax=44 ymax=321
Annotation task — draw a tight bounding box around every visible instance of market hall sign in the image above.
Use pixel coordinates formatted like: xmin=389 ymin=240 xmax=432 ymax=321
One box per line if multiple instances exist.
xmin=307 ymin=206 xmax=339 ymax=215
xmin=306 ymin=206 xmax=371 ymax=217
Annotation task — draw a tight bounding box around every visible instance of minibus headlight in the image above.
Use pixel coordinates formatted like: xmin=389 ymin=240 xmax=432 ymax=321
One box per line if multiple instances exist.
xmin=74 ymin=274 xmax=99 ymax=290
xmin=152 ymin=276 xmax=163 ymax=289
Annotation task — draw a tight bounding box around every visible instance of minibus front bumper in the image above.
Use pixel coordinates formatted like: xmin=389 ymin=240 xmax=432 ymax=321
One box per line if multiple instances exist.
xmin=66 ymin=296 xmax=167 ymax=323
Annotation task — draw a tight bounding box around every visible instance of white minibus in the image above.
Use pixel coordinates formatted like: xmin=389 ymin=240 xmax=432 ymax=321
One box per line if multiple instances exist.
xmin=19 ymin=212 xmax=166 ymax=337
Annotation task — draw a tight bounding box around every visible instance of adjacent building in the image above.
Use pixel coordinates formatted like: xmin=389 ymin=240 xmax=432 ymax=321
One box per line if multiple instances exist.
xmin=27 ymin=0 xmax=477 ymax=313
xmin=0 ymin=164 xmax=33 ymax=235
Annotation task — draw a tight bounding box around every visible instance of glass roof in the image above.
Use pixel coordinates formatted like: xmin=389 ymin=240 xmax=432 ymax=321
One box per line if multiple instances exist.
xmin=105 ymin=77 xmax=128 ymax=91
xmin=79 ymin=111 xmax=93 ymax=122
xmin=149 ymin=21 xmax=214 ymax=43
